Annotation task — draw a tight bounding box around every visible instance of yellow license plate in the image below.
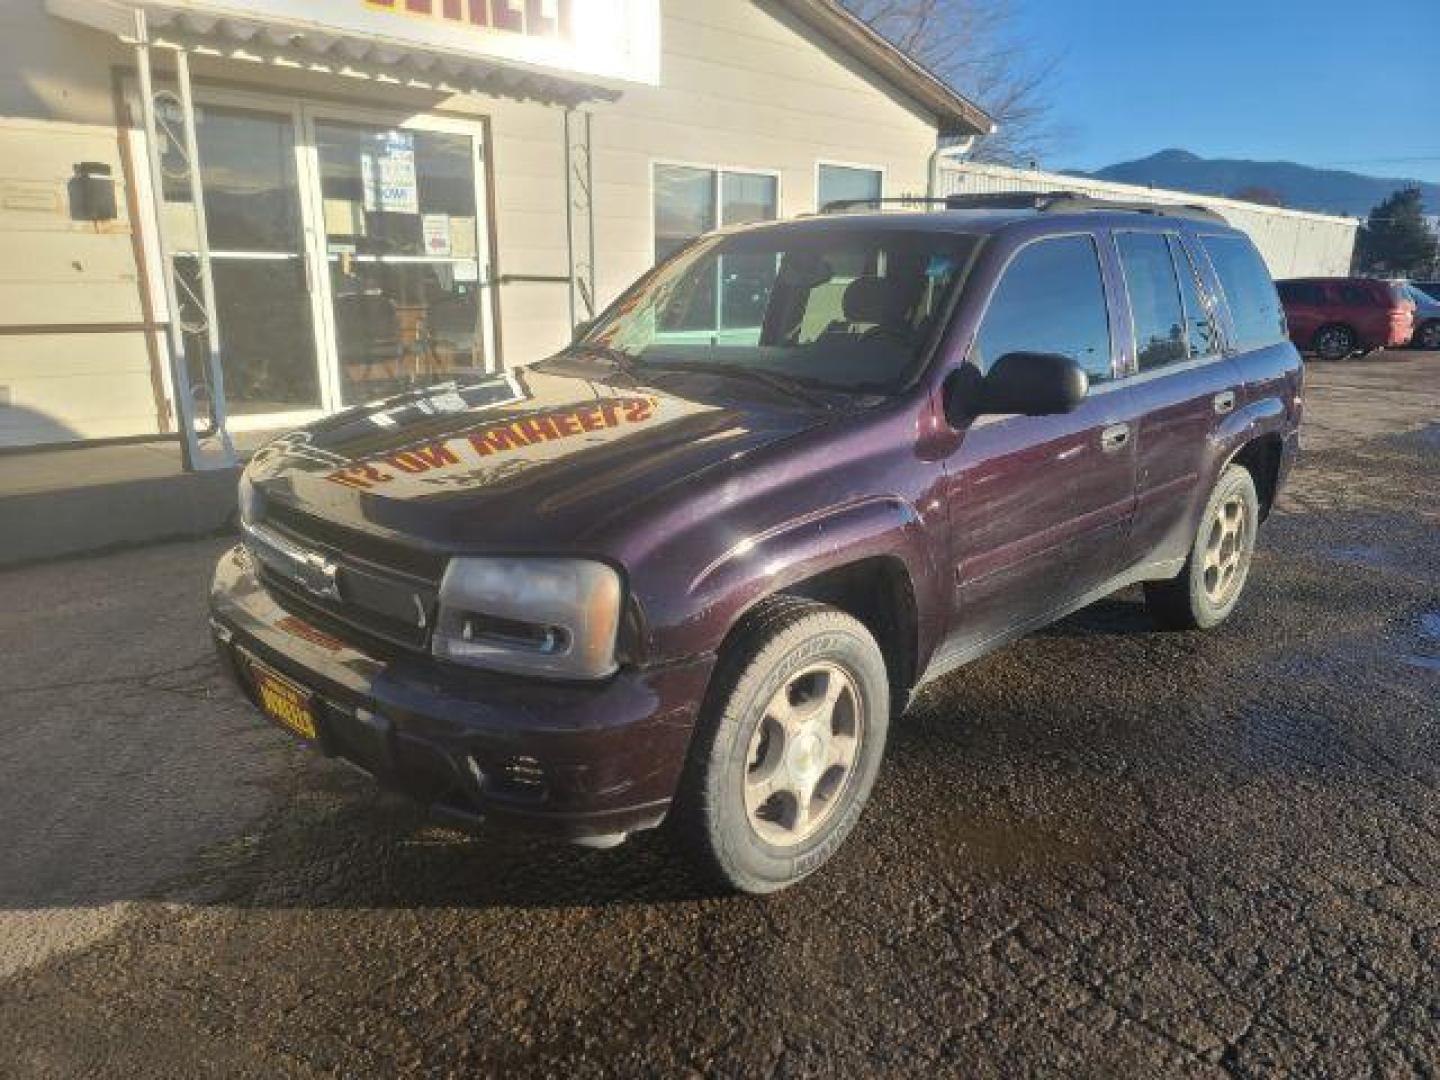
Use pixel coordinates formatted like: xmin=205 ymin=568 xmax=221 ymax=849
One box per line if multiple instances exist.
xmin=249 ymin=660 xmax=318 ymax=741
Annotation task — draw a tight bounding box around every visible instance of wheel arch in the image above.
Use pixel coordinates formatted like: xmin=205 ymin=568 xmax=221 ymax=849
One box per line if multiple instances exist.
xmin=692 ymin=498 xmax=935 ymax=707
xmin=771 ymin=555 xmax=920 ymax=705
xmin=1227 ymin=431 xmax=1285 ymax=520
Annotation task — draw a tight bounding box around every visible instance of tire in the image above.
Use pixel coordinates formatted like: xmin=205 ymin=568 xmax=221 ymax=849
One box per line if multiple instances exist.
xmin=1312 ymin=323 xmax=1357 ymax=361
xmin=1144 ymin=464 xmax=1260 ymax=631
xmin=1416 ymin=320 xmax=1440 ymax=351
xmin=671 ymin=597 xmax=890 ymax=894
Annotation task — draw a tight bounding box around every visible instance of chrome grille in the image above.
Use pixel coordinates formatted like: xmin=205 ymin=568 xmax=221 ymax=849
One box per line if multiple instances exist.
xmin=246 ymin=516 xmax=440 ymax=653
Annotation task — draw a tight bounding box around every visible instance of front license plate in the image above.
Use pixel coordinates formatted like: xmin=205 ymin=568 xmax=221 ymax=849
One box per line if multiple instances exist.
xmin=248 ymin=658 xmax=318 ymax=741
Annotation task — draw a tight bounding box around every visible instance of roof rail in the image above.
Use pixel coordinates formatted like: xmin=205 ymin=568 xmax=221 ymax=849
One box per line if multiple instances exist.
xmin=817 ymin=196 xmax=954 ymax=214
xmin=820 ymin=190 xmax=1228 ymax=224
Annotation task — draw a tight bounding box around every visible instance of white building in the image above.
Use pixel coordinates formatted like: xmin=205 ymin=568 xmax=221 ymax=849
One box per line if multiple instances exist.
xmin=938 ymin=160 xmax=1358 ymax=280
xmin=0 ymin=0 xmax=994 ymax=452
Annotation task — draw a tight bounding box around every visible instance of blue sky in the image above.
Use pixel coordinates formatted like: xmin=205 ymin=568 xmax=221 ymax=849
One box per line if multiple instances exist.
xmin=1015 ymin=0 xmax=1440 ymax=182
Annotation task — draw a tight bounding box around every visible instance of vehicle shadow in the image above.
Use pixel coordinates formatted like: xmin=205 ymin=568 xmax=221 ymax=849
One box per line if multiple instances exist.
xmin=202 ymin=768 xmax=726 ymax=913
xmin=1032 ymin=593 xmax=1157 ymax=638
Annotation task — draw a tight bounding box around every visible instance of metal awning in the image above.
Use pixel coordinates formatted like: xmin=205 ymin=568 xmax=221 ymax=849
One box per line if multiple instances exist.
xmin=46 ymin=0 xmax=642 ymax=107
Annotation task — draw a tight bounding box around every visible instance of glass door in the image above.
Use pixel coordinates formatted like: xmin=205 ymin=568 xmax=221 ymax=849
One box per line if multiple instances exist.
xmin=308 ymin=116 xmax=493 ymax=407
xmin=158 ymin=101 xmax=323 ymax=422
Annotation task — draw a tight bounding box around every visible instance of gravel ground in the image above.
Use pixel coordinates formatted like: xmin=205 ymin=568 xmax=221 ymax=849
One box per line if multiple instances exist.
xmin=1 ymin=352 xmax=1437 ymax=1077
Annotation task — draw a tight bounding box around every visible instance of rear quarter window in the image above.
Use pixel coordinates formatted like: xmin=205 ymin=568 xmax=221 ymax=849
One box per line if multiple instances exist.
xmin=1200 ymin=235 xmax=1286 ymax=351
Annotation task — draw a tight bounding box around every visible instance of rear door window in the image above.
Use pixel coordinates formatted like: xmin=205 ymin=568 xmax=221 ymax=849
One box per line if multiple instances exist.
xmin=1200 ymin=235 xmax=1286 ymax=351
xmin=1116 ymin=232 xmax=1187 ymax=372
xmin=973 ymin=234 xmax=1113 ymax=383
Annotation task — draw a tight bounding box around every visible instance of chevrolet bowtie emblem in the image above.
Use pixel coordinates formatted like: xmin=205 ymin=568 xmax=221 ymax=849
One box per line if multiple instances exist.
xmin=244 ymin=523 xmax=342 ymax=602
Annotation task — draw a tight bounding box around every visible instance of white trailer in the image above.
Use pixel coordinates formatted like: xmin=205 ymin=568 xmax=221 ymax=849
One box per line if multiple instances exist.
xmin=936 ymin=161 xmax=1358 ymax=278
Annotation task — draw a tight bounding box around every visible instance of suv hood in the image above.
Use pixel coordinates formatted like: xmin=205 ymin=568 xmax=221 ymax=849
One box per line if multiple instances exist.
xmin=246 ymin=360 xmax=835 ymax=551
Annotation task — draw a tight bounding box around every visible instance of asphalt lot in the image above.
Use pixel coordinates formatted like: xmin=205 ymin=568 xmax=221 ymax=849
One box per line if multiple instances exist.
xmin=2 ymin=352 xmax=1437 ymax=1077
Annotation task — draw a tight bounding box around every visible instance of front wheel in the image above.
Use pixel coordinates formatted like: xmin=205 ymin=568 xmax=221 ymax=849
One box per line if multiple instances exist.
xmin=1144 ymin=464 xmax=1260 ymax=631
xmin=1416 ymin=320 xmax=1440 ymax=351
xmin=671 ymin=598 xmax=889 ymax=894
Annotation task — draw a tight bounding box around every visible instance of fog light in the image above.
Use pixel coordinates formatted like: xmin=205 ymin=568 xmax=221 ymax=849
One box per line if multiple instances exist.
xmin=461 ymin=614 xmax=570 ymax=655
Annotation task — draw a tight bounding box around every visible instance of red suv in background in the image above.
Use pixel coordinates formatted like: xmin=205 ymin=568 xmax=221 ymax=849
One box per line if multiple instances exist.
xmin=1276 ymin=277 xmax=1415 ymax=360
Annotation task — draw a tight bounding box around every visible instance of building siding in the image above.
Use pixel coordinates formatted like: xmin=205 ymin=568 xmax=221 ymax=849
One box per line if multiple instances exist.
xmin=0 ymin=0 xmax=940 ymax=447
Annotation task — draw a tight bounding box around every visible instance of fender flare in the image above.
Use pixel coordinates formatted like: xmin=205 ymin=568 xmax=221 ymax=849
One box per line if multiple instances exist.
xmin=1213 ymin=394 xmax=1285 ymax=468
xmin=682 ymin=495 xmax=942 ymax=666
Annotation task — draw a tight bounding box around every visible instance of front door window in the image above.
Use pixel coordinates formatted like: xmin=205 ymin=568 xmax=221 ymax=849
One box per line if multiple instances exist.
xmin=973 ymin=235 xmax=1114 ymax=383
xmin=315 ymin=122 xmax=489 ymax=406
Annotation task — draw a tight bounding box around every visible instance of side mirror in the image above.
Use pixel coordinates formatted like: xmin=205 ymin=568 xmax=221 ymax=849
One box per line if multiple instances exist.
xmin=944 ymin=351 xmax=1089 ymax=426
xmin=571 ymin=318 xmax=595 ymax=343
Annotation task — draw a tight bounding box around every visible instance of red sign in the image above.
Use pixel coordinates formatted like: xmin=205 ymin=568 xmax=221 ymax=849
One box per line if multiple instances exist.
xmin=365 ymin=0 xmax=574 ymax=40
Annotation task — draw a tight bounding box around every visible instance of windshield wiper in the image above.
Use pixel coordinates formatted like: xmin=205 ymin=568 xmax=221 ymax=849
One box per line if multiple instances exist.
xmin=633 ymin=359 xmax=833 ymax=410
xmin=567 ymin=342 xmax=640 ymax=378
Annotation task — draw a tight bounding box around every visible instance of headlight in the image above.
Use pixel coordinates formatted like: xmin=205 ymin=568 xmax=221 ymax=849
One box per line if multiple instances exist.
xmin=238 ymin=470 xmax=262 ymax=528
xmin=431 ymin=558 xmax=623 ymax=680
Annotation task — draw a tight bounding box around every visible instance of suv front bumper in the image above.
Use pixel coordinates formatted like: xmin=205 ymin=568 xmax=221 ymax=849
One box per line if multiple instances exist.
xmin=209 ymin=544 xmax=711 ymax=843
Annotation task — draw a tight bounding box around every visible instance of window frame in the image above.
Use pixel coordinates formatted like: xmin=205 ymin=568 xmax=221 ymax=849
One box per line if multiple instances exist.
xmin=815 ymin=159 xmax=886 ymax=212
xmin=965 ymin=229 xmax=1122 ymax=390
xmin=1110 ymin=228 xmax=1225 ymax=382
xmin=649 ymin=159 xmax=783 ymax=264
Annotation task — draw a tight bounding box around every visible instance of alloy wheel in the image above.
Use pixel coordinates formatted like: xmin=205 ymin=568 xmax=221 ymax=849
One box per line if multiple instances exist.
xmin=1201 ymin=495 xmax=1249 ymax=606
xmin=743 ymin=661 xmax=864 ymax=846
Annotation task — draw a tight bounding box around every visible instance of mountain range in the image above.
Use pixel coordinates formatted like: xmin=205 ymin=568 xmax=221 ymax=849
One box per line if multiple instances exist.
xmin=1066 ymin=149 xmax=1440 ymax=218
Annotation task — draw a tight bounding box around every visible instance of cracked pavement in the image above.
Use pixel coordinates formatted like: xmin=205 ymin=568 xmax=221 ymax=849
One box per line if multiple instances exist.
xmin=1 ymin=353 xmax=1437 ymax=1077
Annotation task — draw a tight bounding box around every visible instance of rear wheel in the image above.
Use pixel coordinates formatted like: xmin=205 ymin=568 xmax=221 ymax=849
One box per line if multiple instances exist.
xmin=1416 ymin=320 xmax=1440 ymax=350
xmin=1312 ymin=323 xmax=1357 ymax=361
xmin=1144 ymin=464 xmax=1260 ymax=631
xmin=671 ymin=598 xmax=889 ymax=894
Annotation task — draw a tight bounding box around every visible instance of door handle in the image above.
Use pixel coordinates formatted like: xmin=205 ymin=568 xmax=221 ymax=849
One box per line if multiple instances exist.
xmin=1100 ymin=423 xmax=1130 ymax=452
xmin=1213 ymin=390 xmax=1236 ymax=415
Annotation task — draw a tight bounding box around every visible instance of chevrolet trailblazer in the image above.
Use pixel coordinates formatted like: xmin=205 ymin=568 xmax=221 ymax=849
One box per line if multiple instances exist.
xmin=211 ymin=193 xmax=1302 ymax=893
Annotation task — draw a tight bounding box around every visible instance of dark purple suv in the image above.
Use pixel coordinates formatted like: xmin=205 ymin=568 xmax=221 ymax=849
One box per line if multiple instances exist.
xmin=211 ymin=194 xmax=1302 ymax=893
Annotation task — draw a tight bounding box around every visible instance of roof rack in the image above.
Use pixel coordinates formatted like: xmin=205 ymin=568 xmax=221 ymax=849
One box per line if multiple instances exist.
xmin=817 ymin=196 xmax=952 ymax=214
xmin=819 ymin=190 xmax=1227 ymax=224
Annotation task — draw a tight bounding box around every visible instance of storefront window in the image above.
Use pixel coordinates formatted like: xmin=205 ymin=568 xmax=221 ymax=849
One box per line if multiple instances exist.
xmin=654 ymin=165 xmax=717 ymax=264
xmin=315 ymin=123 xmax=487 ymax=406
xmin=817 ymin=163 xmax=883 ymax=211
xmin=653 ymin=164 xmax=779 ymax=339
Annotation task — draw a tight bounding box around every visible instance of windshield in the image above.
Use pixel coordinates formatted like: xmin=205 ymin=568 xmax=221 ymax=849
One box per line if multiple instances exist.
xmin=579 ymin=226 xmax=980 ymax=393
